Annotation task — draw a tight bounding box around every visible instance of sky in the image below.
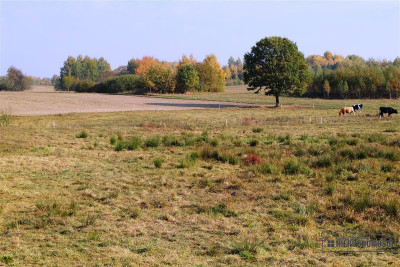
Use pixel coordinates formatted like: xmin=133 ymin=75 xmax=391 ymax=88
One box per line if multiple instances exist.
xmin=0 ymin=0 xmax=399 ymax=78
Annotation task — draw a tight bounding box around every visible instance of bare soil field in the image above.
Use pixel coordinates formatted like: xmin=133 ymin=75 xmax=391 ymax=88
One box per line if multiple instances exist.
xmin=0 ymin=89 xmax=258 ymax=116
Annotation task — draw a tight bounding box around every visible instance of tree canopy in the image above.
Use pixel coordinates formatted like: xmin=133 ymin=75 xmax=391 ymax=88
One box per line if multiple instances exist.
xmin=244 ymin=36 xmax=310 ymax=106
xmin=0 ymin=66 xmax=30 ymax=91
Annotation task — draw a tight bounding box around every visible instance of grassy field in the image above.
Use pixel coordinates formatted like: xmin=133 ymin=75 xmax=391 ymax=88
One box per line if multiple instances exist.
xmin=150 ymin=85 xmax=400 ymax=111
xmin=0 ymin=99 xmax=400 ymax=266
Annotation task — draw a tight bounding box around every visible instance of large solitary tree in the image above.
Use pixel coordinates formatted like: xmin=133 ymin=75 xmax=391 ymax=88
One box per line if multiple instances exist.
xmin=244 ymin=37 xmax=310 ymax=106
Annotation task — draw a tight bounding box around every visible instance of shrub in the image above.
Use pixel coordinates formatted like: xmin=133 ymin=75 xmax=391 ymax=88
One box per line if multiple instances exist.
xmin=91 ymin=74 xmax=145 ymax=94
xmin=75 ymin=79 xmax=96 ymax=92
xmin=76 ymin=131 xmax=88 ymax=138
xmin=153 ymin=158 xmax=163 ymax=168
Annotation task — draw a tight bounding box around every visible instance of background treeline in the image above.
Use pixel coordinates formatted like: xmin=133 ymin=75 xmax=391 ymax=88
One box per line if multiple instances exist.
xmin=306 ymin=51 xmax=400 ymax=99
xmin=222 ymin=57 xmax=244 ymax=86
xmin=54 ymin=54 xmax=226 ymax=94
xmin=0 ymin=67 xmax=32 ymax=91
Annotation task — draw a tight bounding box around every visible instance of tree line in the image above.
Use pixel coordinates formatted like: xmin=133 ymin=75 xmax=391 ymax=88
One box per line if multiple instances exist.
xmin=0 ymin=67 xmax=32 ymax=91
xmin=306 ymin=51 xmax=400 ymax=99
xmin=54 ymin=54 xmax=226 ymax=94
xmin=1 ymin=49 xmax=399 ymax=100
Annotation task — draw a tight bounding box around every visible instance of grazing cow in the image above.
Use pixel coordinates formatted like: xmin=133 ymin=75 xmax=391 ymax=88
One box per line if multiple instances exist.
xmin=339 ymin=107 xmax=355 ymax=116
xmin=379 ymin=107 xmax=398 ymax=117
xmin=352 ymin=104 xmax=363 ymax=113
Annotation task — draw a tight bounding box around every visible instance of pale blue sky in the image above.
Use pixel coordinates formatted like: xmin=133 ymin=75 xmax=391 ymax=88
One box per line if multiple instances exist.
xmin=1 ymin=0 xmax=399 ymax=78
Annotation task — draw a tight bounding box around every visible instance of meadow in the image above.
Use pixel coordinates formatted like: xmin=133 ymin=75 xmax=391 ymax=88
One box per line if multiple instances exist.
xmin=0 ymin=90 xmax=399 ymax=266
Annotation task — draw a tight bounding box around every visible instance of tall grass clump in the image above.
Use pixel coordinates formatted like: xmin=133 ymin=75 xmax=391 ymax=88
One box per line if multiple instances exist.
xmin=162 ymin=135 xmax=182 ymax=147
xmin=153 ymin=158 xmax=163 ymax=168
xmin=110 ymin=136 xmax=117 ymax=145
xmin=144 ymin=136 xmax=161 ymax=148
xmin=0 ymin=109 xmax=12 ymax=127
xmin=209 ymin=139 xmax=219 ymax=147
xmin=178 ymin=152 xmax=199 ymax=168
xmin=381 ymin=197 xmax=399 ymax=217
xmin=345 ymin=138 xmax=358 ymax=146
xmin=229 ymin=240 xmax=260 ymax=261
xmin=256 ymin=162 xmax=279 ymax=175
xmin=114 ymin=142 xmax=124 ymax=151
xmin=126 ymin=136 xmax=142 ymax=150
xmin=278 ymin=134 xmax=291 ymax=145
xmin=312 ymin=154 xmax=333 ymax=168
xmin=76 ymin=131 xmax=88 ymax=138
xmin=366 ymin=133 xmax=386 ymax=143
xmin=199 ymin=146 xmax=238 ymax=165
xmin=284 ymin=158 xmax=301 ymax=175
xmin=381 ymin=163 xmax=393 ymax=173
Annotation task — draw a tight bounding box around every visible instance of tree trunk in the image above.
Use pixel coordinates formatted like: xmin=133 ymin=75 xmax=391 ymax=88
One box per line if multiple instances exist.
xmin=275 ymin=95 xmax=280 ymax=107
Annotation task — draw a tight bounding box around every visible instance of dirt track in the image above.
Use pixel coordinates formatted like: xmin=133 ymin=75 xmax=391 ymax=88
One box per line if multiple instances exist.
xmin=0 ymin=90 xmax=259 ymax=116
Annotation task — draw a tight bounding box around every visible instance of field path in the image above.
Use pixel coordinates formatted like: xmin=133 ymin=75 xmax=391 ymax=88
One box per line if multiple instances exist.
xmin=0 ymin=91 xmax=259 ymax=116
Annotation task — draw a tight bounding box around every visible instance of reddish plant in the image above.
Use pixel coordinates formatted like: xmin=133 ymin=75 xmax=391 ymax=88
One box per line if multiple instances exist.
xmin=243 ymin=154 xmax=263 ymax=165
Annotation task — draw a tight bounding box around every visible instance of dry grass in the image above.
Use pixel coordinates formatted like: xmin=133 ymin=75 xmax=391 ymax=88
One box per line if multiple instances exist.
xmin=0 ymin=103 xmax=399 ymax=266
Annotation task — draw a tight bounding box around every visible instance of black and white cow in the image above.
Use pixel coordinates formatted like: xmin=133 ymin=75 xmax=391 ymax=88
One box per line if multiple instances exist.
xmin=352 ymin=104 xmax=363 ymax=113
xmin=379 ymin=107 xmax=398 ymax=117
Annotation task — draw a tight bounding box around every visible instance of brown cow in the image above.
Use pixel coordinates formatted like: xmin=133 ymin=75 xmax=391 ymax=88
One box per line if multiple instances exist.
xmin=339 ymin=107 xmax=354 ymax=116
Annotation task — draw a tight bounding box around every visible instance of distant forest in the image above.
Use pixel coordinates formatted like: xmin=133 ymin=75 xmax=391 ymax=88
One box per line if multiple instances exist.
xmin=305 ymin=52 xmax=400 ymax=99
xmin=53 ymin=55 xmax=226 ymax=94
xmin=1 ymin=52 xmax=399 ymax=99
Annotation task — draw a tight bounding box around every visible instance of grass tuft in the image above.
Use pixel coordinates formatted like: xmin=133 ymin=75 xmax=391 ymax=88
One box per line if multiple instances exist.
xmin=76 ymin=131 xmax=88 ymax=138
